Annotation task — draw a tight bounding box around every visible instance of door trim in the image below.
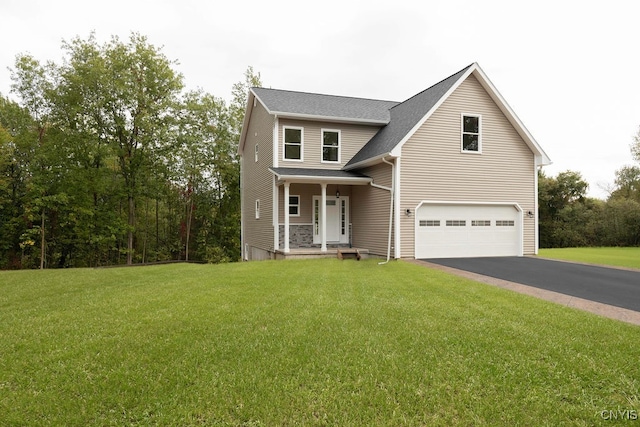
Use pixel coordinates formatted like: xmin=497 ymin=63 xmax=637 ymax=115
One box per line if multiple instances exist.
xmin=313 ymin=196 xmax=349 ymax=244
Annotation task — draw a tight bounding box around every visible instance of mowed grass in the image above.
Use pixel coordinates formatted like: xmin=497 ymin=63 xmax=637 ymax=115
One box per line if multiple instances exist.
xmin=1 ymin=260 xmax=639 ymax=426
xmin=538 ymin=247 xmax=640 ymax=269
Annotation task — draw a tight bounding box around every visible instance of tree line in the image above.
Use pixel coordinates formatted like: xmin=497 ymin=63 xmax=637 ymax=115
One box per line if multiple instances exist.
xmin=539 ymin=132 xmax=640 ymax=248
xmin=0 ymin=33 xmax=261 ymax=268
xmin=2 ymin=33 xmax=639 ymax=269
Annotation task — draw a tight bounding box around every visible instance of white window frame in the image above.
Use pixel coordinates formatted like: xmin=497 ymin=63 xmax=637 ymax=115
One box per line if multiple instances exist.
xmin=254 ymin=144 xmax=259 ymax=162
xmin=321 ymin=129 xmax=341 ymax=163
xmin=461 ymin=114 xmax=482 ymax=153
xmin=255 ymin=199 xmax=260 ymax=219
xmin=288 ymin=195 xmax=300 ymax=217
xmin=283 ymin=126 xmax=304 ymax=162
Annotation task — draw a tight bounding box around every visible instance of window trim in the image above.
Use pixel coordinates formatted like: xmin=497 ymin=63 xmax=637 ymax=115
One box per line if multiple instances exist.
xmin=283 ymin=126 xmax=304 ymax=162
xmin=321 ymin=128 xmax=341 ymax=163
xmin=461 ymin=114 xmax=482 ymax=154
xmin=288 ymin=195 xmax=300 ymax=217
xmin=255 ymin=199 xmax=260 ymax=219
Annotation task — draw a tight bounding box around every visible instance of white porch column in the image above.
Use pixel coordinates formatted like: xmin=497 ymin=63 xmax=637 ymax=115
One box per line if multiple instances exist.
xmin=273 ymin=176 xmax=279 ymax=251
xmin=284 ymin=182 xmax=290 ymax=253
xmin=321 ymin=183 xmax=327 ymax=252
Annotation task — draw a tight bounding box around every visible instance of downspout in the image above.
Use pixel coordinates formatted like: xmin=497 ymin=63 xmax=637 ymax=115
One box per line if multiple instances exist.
xmin=370 ymin=156 xmax=395 ymax=265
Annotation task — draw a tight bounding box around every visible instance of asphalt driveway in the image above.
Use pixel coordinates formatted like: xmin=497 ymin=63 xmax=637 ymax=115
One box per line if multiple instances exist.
xmin=423 ymin=257 xmax=640 ymax=313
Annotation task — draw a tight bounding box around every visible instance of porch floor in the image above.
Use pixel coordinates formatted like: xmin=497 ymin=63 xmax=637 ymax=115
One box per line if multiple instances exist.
xmin=274 ymin=247 xmax=370 ymax=260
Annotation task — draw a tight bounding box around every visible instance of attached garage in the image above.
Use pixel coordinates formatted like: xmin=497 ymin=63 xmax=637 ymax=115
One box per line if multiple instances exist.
xmin=415 ymin=202 xmax=523 ymax=259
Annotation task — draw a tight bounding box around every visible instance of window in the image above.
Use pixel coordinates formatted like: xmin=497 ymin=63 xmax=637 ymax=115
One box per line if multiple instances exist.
xmin=314 ymin=199 xmax=319 ymax=235
xmin=288 ymin=195 xmax=300 ymax=217
xmin=446 ymin=220 xmax=466 ymax=226
xmin=419 ymin=220 xmax=440 ymax=227
xmin=254 ymin=144 xmax=259 ymax=162
xmin=283 ymin=127 xmax=303 ymax=160
xmin=322 ymin=129 xmax=340 ymax=163
xmin=472 ymin=220 xmax=491 ymax=226
xmin=255 ymin=199 xmax=260 ymax=219
xmin=496 ymin=220 xmax=515 ymax=226
xmin=462 ymin=114 xmax=481 ymax=152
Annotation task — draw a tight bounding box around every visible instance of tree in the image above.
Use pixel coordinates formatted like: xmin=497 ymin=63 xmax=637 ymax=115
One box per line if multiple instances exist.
xmin=632 ymin=126 xmax=640 ymax=163
xmin=538 ymin=170 xmax=594 ymax=247
xmin=10 ymin=55 xmax=58 ymax=269
xmin=4 ymin=33 xmax=261 ymax=268
xmin=56 ymin=33 xmax=184 ymax=264
xmin=610 ymin=165 xmax=640 ymax=202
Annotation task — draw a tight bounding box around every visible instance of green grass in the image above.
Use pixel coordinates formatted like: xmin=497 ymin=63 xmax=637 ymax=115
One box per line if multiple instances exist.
xmin=538 ymin=247 xmax=640 ymax=269
xmin=1 ymin=259 xmax=639 ymax=426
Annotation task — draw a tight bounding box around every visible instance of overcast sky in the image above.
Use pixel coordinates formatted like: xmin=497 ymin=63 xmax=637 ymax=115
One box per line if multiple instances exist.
xmin=2 ymin=0 xmax=639 ymax=198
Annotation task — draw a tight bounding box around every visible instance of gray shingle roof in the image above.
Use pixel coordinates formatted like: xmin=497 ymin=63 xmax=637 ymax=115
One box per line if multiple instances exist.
xmin=345 ymin=64 xmax=473 ymax=168
xmin=270 ymin=167 xmax=371 ymax=180
xmin=252 ymin=87 xmax=399 ymax=124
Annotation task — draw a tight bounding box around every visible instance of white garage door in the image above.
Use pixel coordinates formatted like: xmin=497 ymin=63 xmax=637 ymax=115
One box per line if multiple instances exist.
xmin=415 ymin=203 xmax=522 ymax=259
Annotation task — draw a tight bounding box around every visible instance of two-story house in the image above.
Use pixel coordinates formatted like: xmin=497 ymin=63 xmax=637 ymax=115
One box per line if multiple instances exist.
xmin=238 ymin=63 xmax=551 ymax=261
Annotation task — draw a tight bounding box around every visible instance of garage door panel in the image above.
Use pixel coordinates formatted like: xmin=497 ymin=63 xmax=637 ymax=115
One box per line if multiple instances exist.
xmin=416 ymin=203 xmax=521 ymax=259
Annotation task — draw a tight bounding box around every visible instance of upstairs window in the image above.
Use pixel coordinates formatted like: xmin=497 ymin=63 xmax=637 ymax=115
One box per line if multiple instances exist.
xmin=462 ymin=114 xmax=481 ymax=152
xmin=322 ymin=129 xmax=340 ymax=163
xmin=284 ymin=127 xmax=303 ymax=161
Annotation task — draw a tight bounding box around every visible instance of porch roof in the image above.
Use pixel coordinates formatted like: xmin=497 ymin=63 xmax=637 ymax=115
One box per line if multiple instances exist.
xmin=270 ymin=167 xmax=372 ymax=185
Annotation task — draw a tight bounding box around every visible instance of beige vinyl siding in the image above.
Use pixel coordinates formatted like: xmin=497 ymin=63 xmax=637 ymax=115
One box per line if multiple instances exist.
xmin=351 ymin=162 xmax=393 ymax=256
xmin=278 ymin=119 xmax=381 ymax=169
xmin=400 ymin=74 xmax=537 ymax=257
xmin=242 ymin=101 xmax=275 ymax=253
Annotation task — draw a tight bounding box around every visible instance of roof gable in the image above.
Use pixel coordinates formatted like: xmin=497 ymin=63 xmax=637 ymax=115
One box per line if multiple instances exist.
xmin=345 ymin=65 xmax=473 ymax=168
xmin=251 ymin=87 xmax=399 ymax=124
xmin=345 ymin=63 xmax=551 ymax=168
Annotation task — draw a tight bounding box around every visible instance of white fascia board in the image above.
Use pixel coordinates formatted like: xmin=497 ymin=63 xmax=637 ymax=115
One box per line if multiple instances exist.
xmin=274 ymin=175 xmax=372 ymax=185
xmin=342 ymin=153 xmax=394 ymax=171
xmin=471 ymin=64 xmax=552 ymax=166
xmin=237 ymin=90 xmax=257 ymax=156
xmin=270 ymin=169 xmax=372 ymax=185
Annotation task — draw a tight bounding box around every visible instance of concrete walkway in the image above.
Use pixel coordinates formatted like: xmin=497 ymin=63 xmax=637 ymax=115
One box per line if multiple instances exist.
xmin=410 ymin=257 xmax=640 ymax=326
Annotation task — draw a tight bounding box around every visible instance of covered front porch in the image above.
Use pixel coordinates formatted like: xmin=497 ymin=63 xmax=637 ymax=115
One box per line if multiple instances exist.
xmin=270 ymin=167 xmax=373 ymax=255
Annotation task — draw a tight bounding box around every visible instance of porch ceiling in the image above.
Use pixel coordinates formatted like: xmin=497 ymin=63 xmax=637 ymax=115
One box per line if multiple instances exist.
xmin=270 ymin=167 xmax=372 ymax=185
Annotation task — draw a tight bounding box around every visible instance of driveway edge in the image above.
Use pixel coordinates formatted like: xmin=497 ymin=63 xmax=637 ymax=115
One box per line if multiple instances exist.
xmin=408 ymin=259 xmax=640 ymax=327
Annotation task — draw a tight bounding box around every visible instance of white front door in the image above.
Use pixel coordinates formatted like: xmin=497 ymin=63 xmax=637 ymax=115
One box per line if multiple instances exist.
xmin=325 ymin=199 xmax=340 ymax=242
xmin=314 ymin=196 xmax=349 ymax=244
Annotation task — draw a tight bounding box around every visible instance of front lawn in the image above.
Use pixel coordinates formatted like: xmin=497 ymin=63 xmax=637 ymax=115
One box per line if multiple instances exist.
xmin=1 ymin=259 xmax=639 ymax=426
xmin=538 ymin=247 xmax=640 ymax=269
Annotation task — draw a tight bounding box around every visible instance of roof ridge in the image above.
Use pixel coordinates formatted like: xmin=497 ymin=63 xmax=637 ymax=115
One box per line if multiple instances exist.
xmin=252 ymin=86 xmax=399 ymax=104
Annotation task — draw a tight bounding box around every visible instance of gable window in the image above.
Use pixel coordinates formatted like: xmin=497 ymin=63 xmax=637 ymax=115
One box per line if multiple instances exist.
xmin=462 ymin=114 xmax=481 ymax=152
xmin=322 ymin=129 xmax=340 ymax=163
xmin=283 ymin=127 xmax=303 ymax=161
xmin=289 ymin=195 xmax=300 ymax=217
xmin=255 ymin=199 xmax=260 ymax=219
